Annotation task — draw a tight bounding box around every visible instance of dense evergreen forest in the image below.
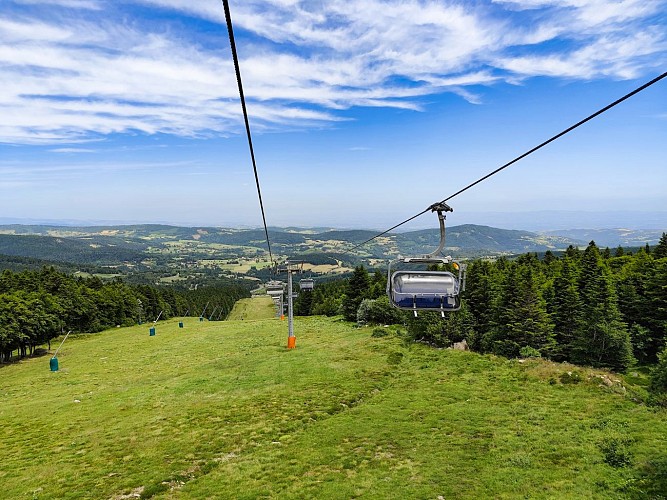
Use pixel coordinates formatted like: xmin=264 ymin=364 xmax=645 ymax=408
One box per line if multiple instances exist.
xmin=0 ymin=267 xmax=249 ymax=362
xmin=295 ymin=236 xmax=667 ymax=377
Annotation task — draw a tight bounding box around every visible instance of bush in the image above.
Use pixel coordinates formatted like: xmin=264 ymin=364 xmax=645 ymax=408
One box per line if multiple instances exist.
xmin=599 ymin=435 xmax=634 ymax=468
xmin=312 ymin=296 xmax=342 ymax=317
xmin=371 ymin=327 xmax=388 ymax=338
xmin=406 ymin=304 xmax=474 ymax=348
xmin=357 ymin=296 xmax=405 ymax=326
xmin=369 ymin=296 xmax=405 ymax=325
xmin=559 ymin=371 xmax=582 ymax=384
xmin=356 ymin=299 xmax=373 ymax=325
xmin=520 ymin=346 xmax=542 ymax=358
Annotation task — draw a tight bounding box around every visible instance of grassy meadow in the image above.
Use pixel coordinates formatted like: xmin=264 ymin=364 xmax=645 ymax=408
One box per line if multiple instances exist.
xmin=1 ymin=313 xmax=666 ymax=499
xmin=226 ymin=296 xmax=276 ymax=321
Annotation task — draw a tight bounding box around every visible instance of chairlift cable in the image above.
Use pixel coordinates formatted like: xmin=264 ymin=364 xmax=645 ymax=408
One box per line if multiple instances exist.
xmin=348 ymin=70 xmax=667 ymax=251
xmin=221 ymin=0 xmax=274 ymax=264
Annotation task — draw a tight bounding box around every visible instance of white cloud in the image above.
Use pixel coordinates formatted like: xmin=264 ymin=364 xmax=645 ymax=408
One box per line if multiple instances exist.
xmin=0 ymin=0 xmax=665 ymax=145
xmin=0 ymin=18 xmax=72 ymax=42
xmin=499 ymin=30 xmax=667 ymax=79
xmin=50 ymin=148 xmax=96 ymax=153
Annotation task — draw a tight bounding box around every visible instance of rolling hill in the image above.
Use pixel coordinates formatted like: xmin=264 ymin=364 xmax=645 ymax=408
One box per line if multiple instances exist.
xmin=0 ymin=234 xmax=145 ymax=265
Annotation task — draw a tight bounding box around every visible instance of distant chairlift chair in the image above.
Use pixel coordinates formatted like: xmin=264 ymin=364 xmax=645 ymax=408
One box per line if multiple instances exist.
xmin=266 ymin=280 xmax=285 ymax=298
xmin=387 ymin=202 xmax=466 ymax=317
xmin=299 ymin=278 xmax=314 ymax=291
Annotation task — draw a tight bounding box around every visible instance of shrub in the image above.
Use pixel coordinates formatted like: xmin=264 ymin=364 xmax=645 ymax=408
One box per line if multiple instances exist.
xmin=356 ymin=299 xmax=373 ymax=325
xmin=371 ymin=327 xmax=388 ymax=338
xmin=312 ymin=296 xmax=342 ymax=317
xmin=599 ymin=435 xmax=634 ymax=468
xmin=357 ymin=296 xmax=405 ymax=326
xmin=520 ymin=346 xmax=542 ymax=358
xmin=559 ymin=371 xmax=582 ymax=384
xmin=367 ymin=296 xmax=405 ymax=325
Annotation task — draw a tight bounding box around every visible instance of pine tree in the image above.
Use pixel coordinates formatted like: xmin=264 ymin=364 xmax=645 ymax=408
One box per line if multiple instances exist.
xmin=646 ymin=259 xmax=667 ymax=356
xmin=342 ymin=265 xmax=370 ymax=322
xmin=483 ymin=263 xmax=555 ymax=358
xmin=616 ymin=248 xmax=657 ymax=362
xmin=649 ymin=347 xmax=667 ymax=399
xmin=571 ymin=242 xmax=634 ymax=371
xmin=654 ymin=233 xmax=667 ymax=259
xmin=565 ymin=245 xmax=581 ymax=261
xmin=464 ymin=260 xmax=499 ymax=350
xmin=294 ymin=290 xmax=313 ymax=316
xmin=551 ymin=256 xmax=582 ymax=362
xmin=543 ymin=250 xmax=556 ymax=266
xmin=369 ymin=270 xmax=387 ymax=299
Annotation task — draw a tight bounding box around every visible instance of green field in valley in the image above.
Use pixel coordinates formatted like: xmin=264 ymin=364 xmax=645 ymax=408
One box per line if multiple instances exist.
xmin=1 ymin=316 xmax=666 ymax=499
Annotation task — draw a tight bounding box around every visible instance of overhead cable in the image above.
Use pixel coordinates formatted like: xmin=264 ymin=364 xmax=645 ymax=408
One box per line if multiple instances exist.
xmin=351 ymin=70 xmax=667 ymax=251
xmin=221 ymin=0 xmax=274 ymax=263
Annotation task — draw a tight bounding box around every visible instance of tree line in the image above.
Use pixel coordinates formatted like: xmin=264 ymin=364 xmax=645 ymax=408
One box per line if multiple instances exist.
xmin=294 ymin=235 xmax=667 ymax=375
xmin=0 ymin=267 xmax=249 ymax=362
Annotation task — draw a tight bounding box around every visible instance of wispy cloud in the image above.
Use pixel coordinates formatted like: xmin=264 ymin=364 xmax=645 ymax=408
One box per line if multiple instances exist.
xmin=0 ymin=158 xmax=204 ymax=186
xmin=1 ymin=0 xmax=665 ymax=145
xmin=49 ymin=147 xmax=96 ymax=153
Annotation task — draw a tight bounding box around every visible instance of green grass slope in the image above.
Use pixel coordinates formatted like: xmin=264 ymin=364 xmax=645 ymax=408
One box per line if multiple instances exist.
xmin=1 ymin=318 xmax=665 ymax=499
xmin=226 ymin=296 xmax=276 ymax=321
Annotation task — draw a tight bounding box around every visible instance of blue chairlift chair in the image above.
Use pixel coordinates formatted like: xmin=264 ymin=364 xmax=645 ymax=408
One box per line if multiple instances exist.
xmin=387 ymin=203 xmax=466 ymax=317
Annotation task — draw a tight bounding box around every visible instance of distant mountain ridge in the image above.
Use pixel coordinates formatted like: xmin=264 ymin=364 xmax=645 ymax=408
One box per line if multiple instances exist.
xmin=0 ymin=223 xmax=588 ymax=265
xmin=540 ymin=228 xmax=665 ymax=248
xmin=1 ymin=223 xmax=662 ymax=250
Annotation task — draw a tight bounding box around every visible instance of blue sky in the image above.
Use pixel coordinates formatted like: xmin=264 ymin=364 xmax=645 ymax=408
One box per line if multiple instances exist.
xmin=1 ymin=0 xmax=666 ymax=231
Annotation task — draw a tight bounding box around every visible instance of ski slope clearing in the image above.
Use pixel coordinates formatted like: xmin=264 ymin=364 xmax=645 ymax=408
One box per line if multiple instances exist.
xmin=1 ymin=318 xmax=665 ymax=498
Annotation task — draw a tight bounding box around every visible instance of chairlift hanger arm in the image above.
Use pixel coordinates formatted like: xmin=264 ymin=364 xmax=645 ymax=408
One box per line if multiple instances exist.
xmin=423 ymin=202 xmax=452 ymax=259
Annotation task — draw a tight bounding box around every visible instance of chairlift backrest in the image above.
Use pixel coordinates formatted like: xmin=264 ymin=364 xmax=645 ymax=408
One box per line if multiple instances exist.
xmin=393 ymin=272 xmax=456 ymax=295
